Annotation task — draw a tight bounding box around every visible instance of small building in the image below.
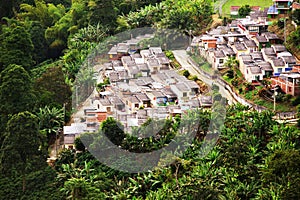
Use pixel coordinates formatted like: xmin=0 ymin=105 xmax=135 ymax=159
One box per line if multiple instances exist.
xmin=273 ymin=0 xmax=293 ymax=16
xmin=232 ymin=42 xmax=249 ymax=59
xmin=271 ymin=72 xmax=300 ymax=96
xmin=245 ymin=65 xmax=263 ymax=85
xmin=147 ymin=91 xmax=168 ymax=106
xmin=135 ymin=93 xmax=151 ymax=108
xmin=257 ymin=61 xmax=274 ymax=78
xmin=270 ymin=57 xmax=286 ymax=76
xmin=199 ymin=95 xmax=213 ymax=108
xmin=200 ymin=35 xmax=218 ymax=50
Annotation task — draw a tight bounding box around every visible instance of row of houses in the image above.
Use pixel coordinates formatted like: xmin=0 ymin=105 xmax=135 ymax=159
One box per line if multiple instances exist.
xmin=192 ymin=5 xmax=300 ymax=96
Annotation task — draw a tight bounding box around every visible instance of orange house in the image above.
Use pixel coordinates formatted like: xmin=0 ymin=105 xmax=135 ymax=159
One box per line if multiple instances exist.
xmin=200 ymin=35 xmax=217 ymax=50
xmin=271 ymin=72 xmax=300 ymax=96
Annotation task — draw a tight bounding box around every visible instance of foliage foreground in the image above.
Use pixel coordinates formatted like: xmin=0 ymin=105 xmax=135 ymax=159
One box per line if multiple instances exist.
xmin=1 ymin=105 xmax=300 ymax=199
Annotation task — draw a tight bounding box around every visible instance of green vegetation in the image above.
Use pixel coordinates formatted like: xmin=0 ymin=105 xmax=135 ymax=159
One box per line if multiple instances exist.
xmin=7 ymin=105 xmax=297 ymax=199
xmin=221 ymin=0 xmax=273 ymax=17
xmin=190 ymin=54 xmax=214 ymax=74
xmin=0 ymin=0 xmax=299 ymax=199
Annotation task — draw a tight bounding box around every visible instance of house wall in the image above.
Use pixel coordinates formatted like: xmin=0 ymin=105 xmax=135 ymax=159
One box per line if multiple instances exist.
xmin=271 ymin=77 xmax=300 ymax=96
xmin=202 ymin=39 xmax=217 ymax=50
xmin=246 ymin=72 xmax=263 ymax=83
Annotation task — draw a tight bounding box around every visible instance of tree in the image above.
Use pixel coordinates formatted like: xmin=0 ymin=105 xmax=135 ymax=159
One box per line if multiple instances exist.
xmin=262 ymin=149 xmax=300 ymax=199
xmin=0 ymin=25 xmax=34 ymax=70
xmin=100 ymin=117 xmax=126 ymax=146
xmin=88 ymin=0 xmax=118 ymax=31
xmin=34 ymin=66 xmax=72 ymax=110
xmin=0 ymin=64 xmax=36 ymax=116
xmin=0 ymin=111 xmax=42 ymax=192
xmin=28 ymin=21 xmax=49 ymax=64
xmin=238 ymin=5 xmax=251 ymax=17
xmin=36 ymin=105 xmax=65 ymax=145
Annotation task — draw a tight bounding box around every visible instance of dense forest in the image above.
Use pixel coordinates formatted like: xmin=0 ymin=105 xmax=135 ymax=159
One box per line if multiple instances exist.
xmin=0 ymin=0 xmax=299 ymax=199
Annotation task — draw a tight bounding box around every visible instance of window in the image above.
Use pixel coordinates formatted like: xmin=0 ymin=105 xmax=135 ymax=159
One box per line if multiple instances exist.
xmin=183 ymin=92 xmax=187 ymax=97
xmin=278 ymin=68 xmax=283 ymax=73
xmin=219 ymin=59 xmax=224 ymax=64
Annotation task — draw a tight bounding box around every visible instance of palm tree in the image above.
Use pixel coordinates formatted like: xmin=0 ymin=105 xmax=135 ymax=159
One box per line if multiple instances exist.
xmin=36 ymin=105 xmax=64 ymax=144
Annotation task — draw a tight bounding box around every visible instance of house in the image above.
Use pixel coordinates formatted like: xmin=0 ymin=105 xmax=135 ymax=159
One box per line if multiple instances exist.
xmin=271 ymin=72 xmax=300 ymax=96
xmin=262 ymin=32 xmax=281 ymax=45
xmin=185 ymin=80 xmax=200 ymax=95
xmin=140 ymin=49 xmax=151 ymax=59
xmin=272 ymin=44 xmax=287 ymax=55
xmin=273 ymin=0 xmax=293 ymax=15
xmin=237 ymin=17 xmax=268 ymax=35
xmin=257 ymin=61 xmax=274 ymax=78
xmin=267 ymin=4 xmax=279 ymax=18
xmin=149 ymin=47 xmax=163 ymax=55
xmin=170 ymin=82 xmax=192 ymax=102
xmin=261 ymin=47 xmax=276 ymax=61
xmin=126 ymin=96 xmax=141 ymax=112
xmin=213 ymin=50 xmax=227 ymax=69
xmin=231 ymin=42 xmax=249 ymax=59
xmin=147 ymin=58 xmax=160 ymax=73
xmin=218 ymin=45 xmax=236 ymax=57
xmin=277 ymin=51 xmax=296 ymax=70
xmin=270 ymin=57 xmax=286 ymax=75
xmin=108 ymin=71 xmax=120 ymax=83
xmin=109 ymin=96 xmax=125 ymax=111
xmin=239 ymin=55 xmax=254 ymax=75
xmin=137 ymin=63 xmax=150 ymax=77
xmin=200 ymin=35 xmax=218 ymax=50
xmin=199 ymin=95 xmax=213 ymax=108
xmin=230 ymin=6 xmax=240 ymax=17
xmin=168 ymin=105 xmax=182 ymax=117
xmin=251 ymin=51 xmax=264 ymax=62
xmin=108 ymin=43 xmax=130 ymax=60
xmin=135 ymin=93 xmax=151 ymax=108
xmin=161 ymin=87 xmax=178 ymax=104
xmin=254 ymin=35 xmax=270 ymax=50
xmin=121 ymin=55 xmax=133 ymax=67
xmin=63 ymin=123 xmax=87 ymax=149
xmin=243 ymin=38 xmax=258 ymax=52
xmin=93 ymin=97 xmax=113 ymax=114
xmin=127 ymin=65 xmax=140 ymax=78
xmin=245 ymin=65 xmax=263 ymax=85
xmin=84 ymin=107 xmax=107 ymax=123
xmin=147 ymin=91 xmax=168 ymax=106
xmin=156 ymin=53 xmax=170 ymax=70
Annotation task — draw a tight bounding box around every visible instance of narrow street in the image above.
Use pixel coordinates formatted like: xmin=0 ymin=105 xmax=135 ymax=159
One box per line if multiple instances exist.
xmin=172 ymin=50 xmax=237 ymax=105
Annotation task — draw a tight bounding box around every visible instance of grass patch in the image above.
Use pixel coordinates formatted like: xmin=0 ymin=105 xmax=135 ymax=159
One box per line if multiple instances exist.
xmin=222 ymin=75 xmax=232 ymax=84
xmin=200 ymin=63 xmax=214 ymax=74
xmin=222 ymin=0 xmax=273 ymax=17
xmin=190 ymin=55 xmax=214 ymax=75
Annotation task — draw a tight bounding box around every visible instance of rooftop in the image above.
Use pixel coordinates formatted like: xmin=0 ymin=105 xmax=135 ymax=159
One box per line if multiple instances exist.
xmin=272 ymin=44 xmax=287 ymax=53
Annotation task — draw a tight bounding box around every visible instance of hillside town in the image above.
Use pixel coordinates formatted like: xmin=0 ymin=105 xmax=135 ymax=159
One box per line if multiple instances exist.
xmin=62 ymin=2 xmax=300 ymax=150
xmin=63 ymin=43 xmax=212 ymax=149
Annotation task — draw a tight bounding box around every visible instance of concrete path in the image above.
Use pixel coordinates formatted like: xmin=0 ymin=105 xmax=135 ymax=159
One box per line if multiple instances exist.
xmin=173 ymin=50 xmax=236 ymax=105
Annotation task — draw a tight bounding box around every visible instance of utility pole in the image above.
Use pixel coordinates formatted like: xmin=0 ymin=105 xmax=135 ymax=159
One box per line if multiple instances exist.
xmin=284 ymin=18 xmax=287 ymax=44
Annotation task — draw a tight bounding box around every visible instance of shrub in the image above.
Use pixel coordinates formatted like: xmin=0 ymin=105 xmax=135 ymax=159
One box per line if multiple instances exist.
xmin=292 ymin=96 xmax=300 ymax=106
xmin=183 ymin=70 xmax=190 ymax=78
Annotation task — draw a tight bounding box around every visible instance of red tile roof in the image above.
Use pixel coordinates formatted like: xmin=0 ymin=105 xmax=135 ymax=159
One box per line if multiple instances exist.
xmin=231 ymin=6 xmax=240 ymax=11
